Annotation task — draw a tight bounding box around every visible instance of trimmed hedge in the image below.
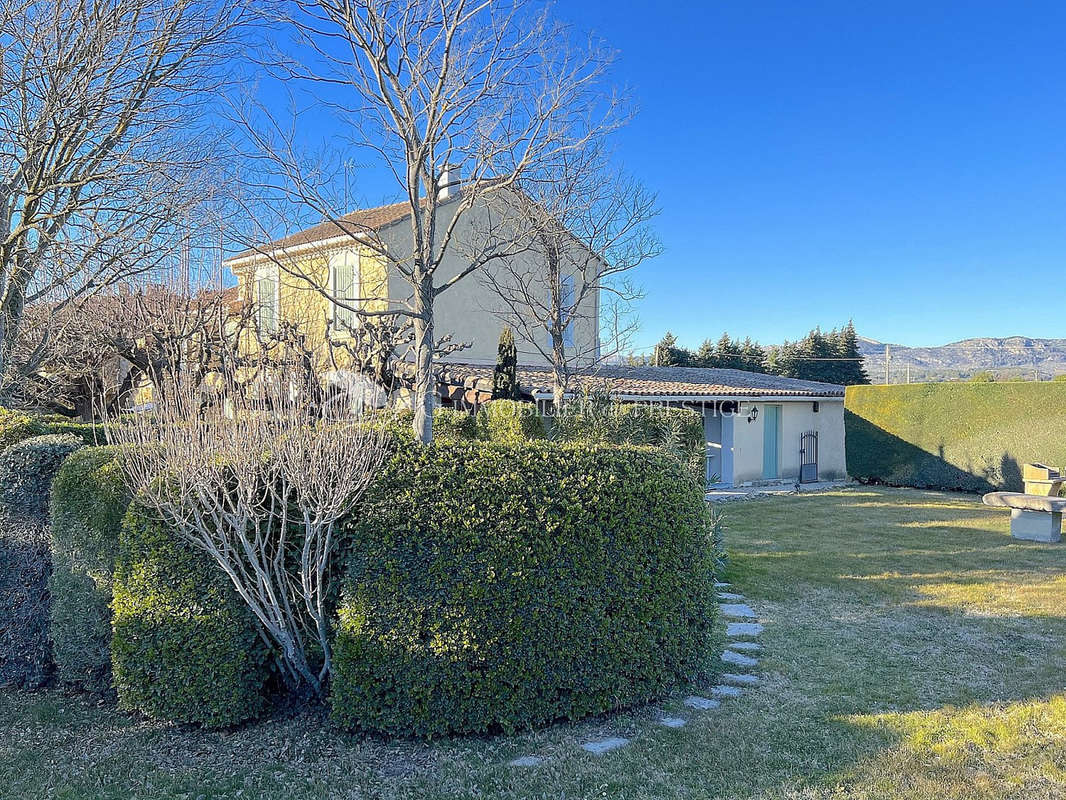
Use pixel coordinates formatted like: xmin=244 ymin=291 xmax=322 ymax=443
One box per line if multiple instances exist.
xmin=111 ymin=499 xmax=271 ymax=727
xmin=371 ymin=407 xmax=477 ymax=442
xmin=49 ymin=446 xmax=131 ymax=693
xmin=475 ymin=399 xmax=545 ymax=443
xmin=0 ymin=408 xmax=110 ymax=451
xmin=331 ymin=440 xmax=717 ymax=737
xmin=0 ymin=434 xmax=85 ymax=688
xmin=846 ymin=383 xmax=1066 ymax=492
xmin=552 ymin=402 xmax=706 ymax=486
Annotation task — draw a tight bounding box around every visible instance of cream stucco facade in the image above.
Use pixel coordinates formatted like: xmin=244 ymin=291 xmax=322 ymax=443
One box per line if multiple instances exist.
xmin=225 ymin=190 xmax=600 ymax=371
xmin=699 ymin=398 xmax=846 ymax=486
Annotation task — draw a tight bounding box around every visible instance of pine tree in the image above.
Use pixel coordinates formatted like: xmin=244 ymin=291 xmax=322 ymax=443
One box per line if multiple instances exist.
xmin=836 ymin=320 xmax=869 ymax=385
xmin=695 ymin=338 xmax=716 ymax=367
xmin=491 ymin=326 xmax=520 ymax=399
xmin=652 ymin=332 xmax=692 ymax=366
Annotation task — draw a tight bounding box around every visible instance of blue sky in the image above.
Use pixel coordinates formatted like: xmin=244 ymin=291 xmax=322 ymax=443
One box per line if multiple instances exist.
xmin=262 ymin=1 xmax=1066 ymax=351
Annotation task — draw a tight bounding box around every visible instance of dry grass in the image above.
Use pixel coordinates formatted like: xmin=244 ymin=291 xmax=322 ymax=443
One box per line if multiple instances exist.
xmin=2 ymin=487 xmax=1065 ymax=799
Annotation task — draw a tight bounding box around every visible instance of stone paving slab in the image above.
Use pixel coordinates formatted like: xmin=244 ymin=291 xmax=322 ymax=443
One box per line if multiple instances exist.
xmin=658 ymin=716 xmax=686 ymax=728
xmin=711 ymin=685 xmax=744 ymax=698
xmin=727 ymin=640 xmax=762 ymax=651
xmin=722 ymin=650 xmax=759 ymax=668
xmin=714 ymin=581 xmax=731 ymax=588
xmin=716 ymin=592 xmax=745 ymax=601
xmin=720 ymin=603 xmax=757 ymax=619
xmin=721 ymin=672 xmax=760 ymax=686
xmin=726 ymin=621 xmax=764 ymax=637
xmin=684 ymin=696 xmax=721 ymax=710
xmin=582 ymin=737 xmax=629 ymax=755
xmin=509 ymin=756 xmax=544 ymax=767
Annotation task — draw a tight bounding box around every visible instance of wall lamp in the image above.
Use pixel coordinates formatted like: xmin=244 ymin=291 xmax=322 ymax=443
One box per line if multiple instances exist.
xmin=747 ymin=405 xmax=759 ymax=424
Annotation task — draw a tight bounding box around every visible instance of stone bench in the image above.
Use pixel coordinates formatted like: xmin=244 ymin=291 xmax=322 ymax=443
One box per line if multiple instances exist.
xmin=982 ymin=492 xmax=1066 ymax=542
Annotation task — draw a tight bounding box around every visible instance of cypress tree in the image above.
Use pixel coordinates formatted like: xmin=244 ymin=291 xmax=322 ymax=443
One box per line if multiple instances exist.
xmin=492 ymin=326 xmax=520 ymax=400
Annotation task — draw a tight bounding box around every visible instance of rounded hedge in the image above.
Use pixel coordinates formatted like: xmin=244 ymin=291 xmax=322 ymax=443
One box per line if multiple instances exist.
xmin=0 ymin=434 xmax=85 ymax=689
xmin=331 ymin=440 xmax=717 ymax=737
xmin=111 ymin=499 xmax=271 ymax=727
xmin=49 ymin=446 xmax=131 ymax=693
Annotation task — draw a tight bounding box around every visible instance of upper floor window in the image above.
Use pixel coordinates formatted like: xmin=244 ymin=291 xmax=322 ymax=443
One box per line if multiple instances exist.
xmin=331 ymin=252 xmax=359 ymax=332
xmin=256 ymin=274 xmax=277 ymax=333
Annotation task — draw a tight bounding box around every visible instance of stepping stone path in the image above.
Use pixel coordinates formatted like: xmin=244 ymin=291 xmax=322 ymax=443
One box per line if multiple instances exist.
xmin=509 ymin=756 xmax=543 ymax=767
xmin=722 ymin=649 xmax=759 ymax=668
xmin=508 ymin=576 xmax=765 ymax=767
xmin=726 ymin=622 xmax=764 ymax=637
xmin=582 ymin=737 xmax=629 ymax=755
xmin=721 ymin=672 xmax=760 ymax=686
xmin=711 ymin=685 xmax=744 ymax=698
xmin=719 ymin=603 xmax=757 ymax=619
xmin=684 ymin=696 xmax=721 ymax=710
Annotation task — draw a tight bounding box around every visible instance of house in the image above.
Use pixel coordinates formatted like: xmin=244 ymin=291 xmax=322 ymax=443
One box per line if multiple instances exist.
xmin=224 ymin=182 xmax=846 ymax=486
xmin=222 ymin=178 xmax=601 ymax=380
xmin=439 ymin=362 xmax=847 ymax=487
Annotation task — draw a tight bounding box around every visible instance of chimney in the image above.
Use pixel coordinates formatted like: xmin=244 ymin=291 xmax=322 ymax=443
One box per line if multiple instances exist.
xmin=436 ymin=164 xmax=461 ymax=201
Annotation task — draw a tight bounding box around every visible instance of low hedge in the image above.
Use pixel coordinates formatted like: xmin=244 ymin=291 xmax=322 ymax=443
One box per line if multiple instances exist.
xmin=475 ymin=399 xmax=545 ymax=443
xmin=0 ymin=434 xmax=85 ymax=688
xmin=49 ymin=446 xmax=131 ymax=693
xmin=331 ymin=440 xmax=717 ymax=737
xmin=551 ymin=402 xmax=706 ymax=486
xmin=845 ymin=383 xmax=1066 ymax=492
xmin=0 ymin=408 xmax=110 ymax=451
xmin=111 ymin=499 xmax=271 ymax=727
xmin=371 ymin=407 xmax=477 ymax=442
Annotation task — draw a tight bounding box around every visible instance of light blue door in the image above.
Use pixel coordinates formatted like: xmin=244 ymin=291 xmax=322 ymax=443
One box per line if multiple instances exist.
xmin=762 ymin=405 xmax=780 ymax=479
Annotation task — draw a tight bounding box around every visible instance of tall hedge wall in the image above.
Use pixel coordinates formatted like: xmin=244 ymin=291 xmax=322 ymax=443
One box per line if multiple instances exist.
xmin=49 ymin=446 xmax=131 ymax=693
xmin=111 ymin=500 xmax=271 ymax=727
xmin=331 ymin=440 xmax=718 ymax=737
xmin=845 ymin=382 xmax=1066 ymax=492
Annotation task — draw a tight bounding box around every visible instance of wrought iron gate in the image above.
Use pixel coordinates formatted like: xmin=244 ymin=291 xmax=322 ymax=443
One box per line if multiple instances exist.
xmin=799 ymin=430 xmax=818 ymax=483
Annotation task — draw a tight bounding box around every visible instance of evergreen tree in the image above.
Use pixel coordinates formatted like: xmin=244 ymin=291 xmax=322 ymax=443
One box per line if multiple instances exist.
xmin=491 ymin=326 xmax=520 ymax=399
xmin=835 ymin=321 xmax=869 ymax=385
xmin=652 ymin=331 xmax=692 ymax=366
xmin=695 ymin=338 xmax=716 ymax=367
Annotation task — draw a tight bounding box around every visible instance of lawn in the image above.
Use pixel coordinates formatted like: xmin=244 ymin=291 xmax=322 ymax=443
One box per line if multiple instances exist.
xmin=3 ymin=487 xmax=1065 ymax=799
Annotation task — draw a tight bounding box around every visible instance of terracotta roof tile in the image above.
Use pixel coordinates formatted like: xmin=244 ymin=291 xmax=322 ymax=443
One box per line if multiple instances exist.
xmin=439 ymin=362 xmax=845 ymax=398
xmin=229 ymin=200 xmax=414 ymax=262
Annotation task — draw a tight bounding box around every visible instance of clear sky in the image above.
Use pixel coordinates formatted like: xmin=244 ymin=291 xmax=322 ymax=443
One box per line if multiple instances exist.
xmin=553 ymin=0 xmax=1066 ymax=351
xmin=262 ymin=1 xmax=1066 ymax=352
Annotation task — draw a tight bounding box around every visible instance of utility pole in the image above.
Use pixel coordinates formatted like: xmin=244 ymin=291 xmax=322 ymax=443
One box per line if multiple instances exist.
xmin=906 ymin=363 xmax=911 ymax=384
xmin=884 ymin=344 xmax=890 ymax=385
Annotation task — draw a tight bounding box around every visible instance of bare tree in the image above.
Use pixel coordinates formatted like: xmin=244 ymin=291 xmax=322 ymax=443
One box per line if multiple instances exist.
xmin=110 ymin=363 xmax=389 ymax=699
xmin=0 ymin=0 xmax=251 ymax=394
xmin=235 ymin=0 xmax=622 ymax=441
xmin=480 ymin=145 xmax=661 ymax=406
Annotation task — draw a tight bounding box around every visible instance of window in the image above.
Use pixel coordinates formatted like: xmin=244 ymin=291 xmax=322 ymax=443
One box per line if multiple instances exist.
xmin=547 ymin=274 xmax=576 ymax=348
xmin=256 ymin=275 xmax=277 ymax=333
xmin=331 ymin=252 xmax=358 ymax=332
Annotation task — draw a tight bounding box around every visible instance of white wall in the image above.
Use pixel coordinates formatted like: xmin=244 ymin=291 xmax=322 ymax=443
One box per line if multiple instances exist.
xmin=725 ymin=399 xmax=846 ymax=485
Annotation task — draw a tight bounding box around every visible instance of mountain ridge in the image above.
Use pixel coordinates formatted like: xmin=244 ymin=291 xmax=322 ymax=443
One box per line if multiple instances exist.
xmin=857 ymin=336 xmax=1066 ymax=381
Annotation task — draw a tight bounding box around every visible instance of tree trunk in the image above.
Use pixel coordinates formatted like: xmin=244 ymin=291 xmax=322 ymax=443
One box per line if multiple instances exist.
xmin=411 ymin=274 xmax=435 ymax=443
xmin=552 ymin=331 xmax=566 ymax=409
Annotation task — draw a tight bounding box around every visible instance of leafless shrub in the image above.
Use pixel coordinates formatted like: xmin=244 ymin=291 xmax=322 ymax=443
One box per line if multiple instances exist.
xmin=109 ymin=364 xmax=390 ymax=699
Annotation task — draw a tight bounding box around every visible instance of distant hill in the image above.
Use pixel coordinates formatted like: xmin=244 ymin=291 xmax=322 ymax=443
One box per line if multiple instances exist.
xmin=858 ymin=336 xmax=1066 ymax=382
